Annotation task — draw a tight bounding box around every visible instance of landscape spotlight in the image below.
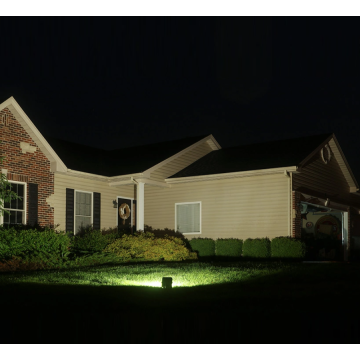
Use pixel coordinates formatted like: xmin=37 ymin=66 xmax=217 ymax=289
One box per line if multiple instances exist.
xmin=162 ymin=277 xmax=172 ymax=289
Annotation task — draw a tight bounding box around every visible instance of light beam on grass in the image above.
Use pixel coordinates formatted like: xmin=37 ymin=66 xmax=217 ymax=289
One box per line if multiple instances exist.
xmin=0 ymin=263 xmax=281 ymax=288
xmin=111 ymin=278 xmax=184 ymax=288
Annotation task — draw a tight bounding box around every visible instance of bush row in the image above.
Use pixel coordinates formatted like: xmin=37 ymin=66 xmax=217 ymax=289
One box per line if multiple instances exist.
xmin=0 ymin=224 xmax=305 ymax=271
xmin=0 ymin=225 xmax=198 ymax=270
xmin=188 ymin=236 xmax=305 ymax=259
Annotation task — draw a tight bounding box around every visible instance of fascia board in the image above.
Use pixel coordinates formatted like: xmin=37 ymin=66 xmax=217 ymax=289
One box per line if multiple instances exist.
xmin=65 ymin=169 xmax=144 ymax=182
xmin=132 ymin=177 xmax=171 ymax=187
xmin=109 ymin=176 xmax=170 ymax=187
xmin=143 ymin=134 xmax=221 ymax=177
xmin=331 ymin=134 xmax=359 ymax=190
xmin=165 ymin=166 xmax=298 ymax=184
xmin=108 ymin=173 xmax=144 ymax=181
xmin=1 ymin=97 xmax=67 ymax=172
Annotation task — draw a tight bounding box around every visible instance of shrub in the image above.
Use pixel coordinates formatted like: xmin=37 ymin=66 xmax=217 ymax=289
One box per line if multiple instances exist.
xmin=0 ymin=226 xmax=71 ymax=261
xmin=271 ymin=236 xmax=306 ymax=259
xmin=188 ymin=238 xmax=215 ymax=258
xmin=216 ymin=238 xmax=243 ymax=257
xmin=0 ymin=256 xmax=48 ymax=272
xmin=242 ymin=237 xmax=271 ymax=258
xmin=144 ymin=225 xmax=186 ymax=240
xmin=71 ymin=226 xmax=117 ymax=253
xmin=104 ymin=232 xmax=197 ymax=261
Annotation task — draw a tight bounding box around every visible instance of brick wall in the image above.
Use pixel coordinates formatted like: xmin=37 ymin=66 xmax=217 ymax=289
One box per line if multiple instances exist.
xmin=292 ymin=191 xmax=302 ymax=238
xmin=0 ymin=107 xmax=54 ymax=227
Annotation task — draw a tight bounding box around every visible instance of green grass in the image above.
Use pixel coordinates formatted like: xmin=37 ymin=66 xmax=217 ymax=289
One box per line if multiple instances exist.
xmin=1 ymin=261 xmax=360 ymax=313
xmin=0 ymin=261 xmax=282 ymax=288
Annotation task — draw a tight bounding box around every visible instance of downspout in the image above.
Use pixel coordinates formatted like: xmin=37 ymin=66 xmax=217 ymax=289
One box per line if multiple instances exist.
xmin=290 ymin=171 xmax=293 ymax=237
xmin=284 ymin=170 xmax=291 ymax=237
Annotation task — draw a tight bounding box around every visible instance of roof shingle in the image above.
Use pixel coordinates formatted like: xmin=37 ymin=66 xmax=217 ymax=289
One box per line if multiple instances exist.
xmin=46 ymin=135 xmax=207 ymax=176
xmin=169 ymin=133 xmax=332 ymax=178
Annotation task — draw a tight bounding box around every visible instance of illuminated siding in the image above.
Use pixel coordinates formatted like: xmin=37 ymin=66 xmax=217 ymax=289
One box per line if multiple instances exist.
xmin=145 ymin=173 xmax=289 ymax=240
xmin=51 ymin=173 xmax=135 ymax=231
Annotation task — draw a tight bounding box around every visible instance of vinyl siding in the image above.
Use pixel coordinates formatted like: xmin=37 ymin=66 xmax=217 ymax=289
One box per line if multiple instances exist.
xmin=293 ymin=148 xmax=349 ymax=195
xmin=144 ymin=173 xmax=290 ymax=240
xmin=149 ymin=142 xmax=214 ymax=181
xmin=51 ymin=173 xmax=135 ymax=231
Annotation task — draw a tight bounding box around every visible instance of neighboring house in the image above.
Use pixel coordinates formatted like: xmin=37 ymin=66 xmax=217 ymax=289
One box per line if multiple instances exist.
xmin=1 ymin=96 xmax=360 ymax=260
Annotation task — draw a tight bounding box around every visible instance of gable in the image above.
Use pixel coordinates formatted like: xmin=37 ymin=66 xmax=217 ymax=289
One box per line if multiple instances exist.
xmin=147 ymin=135 xmax=220 ymax=181
xmin=293 ymin=147 xmax=350 ymax=196
xmin=0 ymin=105 xmax=55 ymax=227
xmin=0 ymin=97 xmax=67 ymax=172
xmin=296 ymin=134 xmax=358 ymax=193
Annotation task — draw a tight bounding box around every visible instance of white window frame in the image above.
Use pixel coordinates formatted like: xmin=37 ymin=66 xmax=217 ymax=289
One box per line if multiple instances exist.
xmin=116 ymin=196 xmax=134 ymax=228
xmin=0 ymin=180 xmax=27 ymax=226
xmin=175 ymin=201 xmax=202 ymax=235
xmin=74 ymin=190 xmax=93 ymax=234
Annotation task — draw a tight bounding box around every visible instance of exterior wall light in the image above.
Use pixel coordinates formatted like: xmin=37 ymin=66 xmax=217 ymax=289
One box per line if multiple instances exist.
xmin=113 ymin=200 xmax=118 ymax=208
xmin=162 ymin=277 xmax=172 ymax=289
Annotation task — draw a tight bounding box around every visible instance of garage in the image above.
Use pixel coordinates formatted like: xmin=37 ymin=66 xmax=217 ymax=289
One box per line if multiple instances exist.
xmin=300 ymin=201 xmax=348 ymax=261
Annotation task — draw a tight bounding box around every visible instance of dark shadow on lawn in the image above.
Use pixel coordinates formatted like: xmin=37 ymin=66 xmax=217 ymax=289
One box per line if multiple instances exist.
xmin=1 ymin=262 xmax=360 ymax=343
xmin=1 ymin=279 xmax=360 ymax=344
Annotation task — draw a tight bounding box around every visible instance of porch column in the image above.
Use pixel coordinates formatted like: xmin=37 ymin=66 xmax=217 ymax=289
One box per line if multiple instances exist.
xmin=136 ymin=181 xmax=145 ymax=231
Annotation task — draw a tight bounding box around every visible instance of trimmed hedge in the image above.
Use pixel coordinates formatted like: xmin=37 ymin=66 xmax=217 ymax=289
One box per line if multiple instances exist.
xmin=242 ymin=237 xmax=271 ymax=258
xmin=188 ymin=238 xmax=215 ymax=258
xmin=271 ymin=236 xmax=306 ymax=259
xmin=216 ymin=238 xmax=243 ymax=257
xmin=104 ymin=232 xmax=197 ymax=261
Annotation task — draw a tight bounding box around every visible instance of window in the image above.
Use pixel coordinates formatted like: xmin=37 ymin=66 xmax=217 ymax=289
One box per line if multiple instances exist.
xmin=75 ymin=190 xmax=93 ymax=234
xmin=175 ymin=202 xmax=201 ymax=234
xmin=2 ymin=182 xmax=26 ymax=225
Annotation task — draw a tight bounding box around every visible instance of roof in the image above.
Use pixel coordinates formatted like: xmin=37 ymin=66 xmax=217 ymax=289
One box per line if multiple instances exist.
xmin=45 ymin=135 xmax=208 ymax=176
xmin=169 ymin=133 xmax=333 ymax=178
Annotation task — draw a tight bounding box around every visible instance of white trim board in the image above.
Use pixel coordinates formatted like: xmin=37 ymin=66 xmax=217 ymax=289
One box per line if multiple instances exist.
xmin=143 ymin=134 xmax=221 ymax=177
xmin=166 ymin=166 xmax=299 ymax=184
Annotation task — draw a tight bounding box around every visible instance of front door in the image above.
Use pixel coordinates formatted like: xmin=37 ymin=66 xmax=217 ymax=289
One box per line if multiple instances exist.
xmin=118 ymin=198 xmax=134 ymax=233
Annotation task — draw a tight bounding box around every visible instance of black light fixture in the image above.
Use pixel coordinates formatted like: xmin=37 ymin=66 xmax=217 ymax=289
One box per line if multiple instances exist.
xmin=113 ymin=199 xmax=118 ymax=208
xmin=162 ymin=277 xmax=172 ymax=289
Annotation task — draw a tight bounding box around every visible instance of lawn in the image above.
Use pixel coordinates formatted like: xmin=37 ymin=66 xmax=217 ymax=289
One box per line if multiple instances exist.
xmin=1 ymin=261 xmax=360 ymax=343
xmin=0 ymin=261 xmax=285 ymax=288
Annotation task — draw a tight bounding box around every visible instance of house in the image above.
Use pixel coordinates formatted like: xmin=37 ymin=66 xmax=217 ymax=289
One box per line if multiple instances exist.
xmin=1 ymin=96 xmax=360 ymax=261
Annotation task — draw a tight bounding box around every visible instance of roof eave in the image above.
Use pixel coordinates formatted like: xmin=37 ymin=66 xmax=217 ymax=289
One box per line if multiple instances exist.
xmin=165 ymin=166 xmax=298 ymax=183
xmin=142 ymin=134 xmax=221 ymax=177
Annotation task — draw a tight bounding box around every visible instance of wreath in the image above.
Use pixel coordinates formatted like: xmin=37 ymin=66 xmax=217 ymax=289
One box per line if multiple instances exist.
xmin=119 ymin=203 xmax=131 ymax=225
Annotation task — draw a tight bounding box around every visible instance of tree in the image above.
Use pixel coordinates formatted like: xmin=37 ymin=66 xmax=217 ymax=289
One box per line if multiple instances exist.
xmin=0 ymin=141 xmax=19 ymax=216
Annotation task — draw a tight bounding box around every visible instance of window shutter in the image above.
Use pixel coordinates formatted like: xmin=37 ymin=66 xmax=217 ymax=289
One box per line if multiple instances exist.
xmin=28 ymin=183 xmax=38 ymax=227
xmin=93 ymin=192 xmax=101 ymax=230
xmin=66 ymin=188 xmax=75 ymax=234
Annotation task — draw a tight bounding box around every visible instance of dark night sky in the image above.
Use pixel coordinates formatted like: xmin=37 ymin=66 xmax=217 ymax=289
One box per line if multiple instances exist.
xmin=1 ymin=16 xmax=360 ymax=180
